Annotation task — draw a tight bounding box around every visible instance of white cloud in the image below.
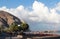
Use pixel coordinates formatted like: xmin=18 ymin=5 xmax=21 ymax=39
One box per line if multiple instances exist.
xmin=55 ymin=2 xmax=60 ymax=11
xmin=0 ymin=1 xmax=60 ymax=31
xmin=0 ymin=6 xmax=9 ymax=11
xmin=32 ymin=1 xmax=49 ymax=22
xmin=16 ymin=5 xmax=24 ymax=11
xmin=31 ymin=1 xmax=60 ymax=23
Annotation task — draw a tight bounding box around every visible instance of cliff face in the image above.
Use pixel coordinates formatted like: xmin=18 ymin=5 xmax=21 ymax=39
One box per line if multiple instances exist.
xmin=0 ymin=11 xmax=21 ymax=27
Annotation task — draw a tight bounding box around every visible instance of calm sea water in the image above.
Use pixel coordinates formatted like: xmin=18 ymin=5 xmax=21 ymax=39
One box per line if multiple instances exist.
xmin=29 ymin=23 xmax=60 ymax=32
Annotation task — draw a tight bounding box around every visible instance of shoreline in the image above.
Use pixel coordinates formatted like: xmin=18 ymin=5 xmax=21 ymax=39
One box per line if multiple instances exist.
xmin=0 ymin=31 xmax=60 ymax=39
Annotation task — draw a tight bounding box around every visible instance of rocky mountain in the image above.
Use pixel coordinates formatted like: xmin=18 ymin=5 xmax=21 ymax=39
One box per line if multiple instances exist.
xmin=0 ymin=11 xmax=21 ymax=28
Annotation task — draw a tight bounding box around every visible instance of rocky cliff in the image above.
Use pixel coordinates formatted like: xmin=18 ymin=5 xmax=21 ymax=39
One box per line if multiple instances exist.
xmin=0 ymin=11 xmax=21 ymax=28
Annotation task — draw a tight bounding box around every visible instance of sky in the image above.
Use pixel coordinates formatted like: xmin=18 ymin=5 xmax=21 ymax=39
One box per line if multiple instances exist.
xmin=0 ymin=0 xmax=60 ymax=8
xmin=0 ymin=0 xmax=60 ymax=31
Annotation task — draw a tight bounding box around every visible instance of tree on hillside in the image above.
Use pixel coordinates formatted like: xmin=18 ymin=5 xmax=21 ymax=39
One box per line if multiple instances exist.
xmin=4 ymin=22 xmax=29 ymax=33
xmin=0 ymin=25 xmax=4 ymax=32
xmin=20 ymin=22 xmax=29 ymax=31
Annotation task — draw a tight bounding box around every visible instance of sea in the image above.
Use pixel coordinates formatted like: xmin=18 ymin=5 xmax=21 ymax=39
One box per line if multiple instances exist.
xmin=28 ymin=23 xmax=60 ymax=35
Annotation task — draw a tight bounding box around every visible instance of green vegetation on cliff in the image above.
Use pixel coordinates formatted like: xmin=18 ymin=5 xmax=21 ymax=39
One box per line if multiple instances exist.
xmin=3 ymin=22 xmax=29 ymax=33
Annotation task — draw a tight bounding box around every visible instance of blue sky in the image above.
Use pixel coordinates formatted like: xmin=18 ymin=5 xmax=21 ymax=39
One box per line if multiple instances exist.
xmin=0 ymin=0 xmax=60 ymax=31
xmin=0 ymin=0 xmax=60 ymax=8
